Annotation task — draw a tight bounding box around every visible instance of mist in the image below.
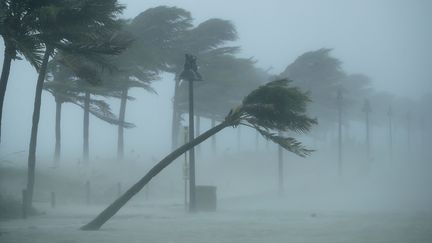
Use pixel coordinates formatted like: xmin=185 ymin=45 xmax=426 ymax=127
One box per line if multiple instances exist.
xmin=0 ymin=0 xmax=431 ymax=242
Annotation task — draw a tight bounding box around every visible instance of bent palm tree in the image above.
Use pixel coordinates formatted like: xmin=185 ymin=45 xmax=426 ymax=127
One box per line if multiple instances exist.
xmin=81 ymin=78 xmax=317 ymax=230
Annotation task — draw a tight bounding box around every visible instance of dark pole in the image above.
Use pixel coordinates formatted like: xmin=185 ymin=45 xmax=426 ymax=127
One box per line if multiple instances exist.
xmin=363 ymin=99 xmax=371 ymax=167
xmin=406 ymin=112 xmax=411 ymax=154
xmin=337 ymin=88 xmax=343 ymax=177
xmin=388 ymin=106 xmax=393 ymax=163
xmin=421 ymin=116 xmax=426 ymax=159
xmin=256 ymin=131 xmax=259 ymax=151
xmin=237 ymin=127 xmax=241 ymax=150
xmin=278 ymin=131 xmax=284 ymax=195
xmin=180 ymin=54 xmax=202 ymax=213
xmin=188 ymin=77 xmax=196 ymax=212
xmin=83 ymin=91 xmax=90 ymax=163
xmin=183 ymin=126 xmax=189 ymax=211
xmin=54 ymin=99 xmax=62 ymax=167
xmin=85 ymin=180 xmax=91 ymax=205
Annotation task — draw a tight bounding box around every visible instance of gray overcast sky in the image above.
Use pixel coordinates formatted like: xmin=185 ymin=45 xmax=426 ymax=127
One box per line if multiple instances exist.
xmin=122 ymin=0 xmax=432 ymax=98
xmin=0 ymin=0 xmax=431 ymax=157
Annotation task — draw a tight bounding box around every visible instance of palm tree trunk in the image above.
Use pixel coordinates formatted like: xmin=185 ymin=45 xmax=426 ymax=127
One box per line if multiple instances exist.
xmin=83 ymin=91 xmax=90 ymax=163
xmin=0 ymin=40 xmax=14 ymax=144
xmin=54 ymin=99 xmax=62 ymax=166
xmin=117 ymin=88 xmax=128 ymax=160
xmin=26 ymin=46 xmax=52 ymax=210
xmin=81 ymin=121 xmax=229 ymax=231
xmin=171 ymin=79 xmax=181 ymax=150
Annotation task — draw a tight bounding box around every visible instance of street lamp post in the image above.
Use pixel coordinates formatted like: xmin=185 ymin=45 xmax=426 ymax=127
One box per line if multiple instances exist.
xmin=278 ymin=131 xmax=284 ymax=195
xmin=362 ymin=99 xmax=372 ymax=172
xmin=183 ymin=126 xmax=189 ymax=211
xmin=337 ymin=88 xmax=343 ymax=177
xmin=387 ymin=106 xmax=393 ymax=163
xmin=180 ymin=54 xmax=202 ymax=212
xmin=406 ymin=112 xmax=411 ymax=154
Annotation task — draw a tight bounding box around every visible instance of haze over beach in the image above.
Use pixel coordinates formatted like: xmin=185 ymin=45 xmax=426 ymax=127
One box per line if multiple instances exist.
xmin=0 ymin=0 xmax=431 ymax=242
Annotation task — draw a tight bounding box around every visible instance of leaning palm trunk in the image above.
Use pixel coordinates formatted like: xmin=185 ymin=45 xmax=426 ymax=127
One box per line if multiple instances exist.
xmin=211 ymin=115 xmax=216 ymax=153
xmin=80 ymin=79 xmax=316 ymax=231
xmin=26 ymin=46 xmax=52 ymax=210
xmin=0 ymin=40 xmax=14 ymax=144
xmin=195 ymin=114 xmax=201 ymax=154
xmin=117 ymin=88 xmax=128 ymax=160
xmin=54 ymin=99 xmax=62 ymax=166
xmin=81 ymin=121 xmax=229 ymax=230
xmin=83 ymin=91 xmax=90 ymax=163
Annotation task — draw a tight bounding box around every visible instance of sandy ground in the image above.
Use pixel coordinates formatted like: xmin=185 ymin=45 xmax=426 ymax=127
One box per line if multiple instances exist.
xmin=1 ymin=197 xmax=432 ymax=243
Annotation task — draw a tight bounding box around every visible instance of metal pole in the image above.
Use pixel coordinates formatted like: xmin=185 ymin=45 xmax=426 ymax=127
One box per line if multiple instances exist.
xmin=180 ymin=54 xmax=202 ymax=213
xmin=366 ymin=110 xmax=370 ymax=159
xmin=183 ymin=126 xmax=189 ymax=211
xmin=256 ymin=131 xmax=259 ymax=151
xmin=337 ymin=89 xmax=343 ymax=177
xmin=50 ymin=191 xmax=56 ymax=208
xmin=237 ymin=127 xmax=241 ymax=150
xmin=85 ymin=180 xmax=90 ymax=205
xmin=407 ymin=112 xmax=411 ymax=154
xmin=22 ymin=189 xmax=27 ymax=219
xmin=278 ymin=131 xmax=284 ymax=195
xmin=388 ymin=106 xmax=393 ymax=163
xmin=363 ymin=99 xmax=371 ymax=170
xmin=188 ymin=79 xmax=196 ymax=212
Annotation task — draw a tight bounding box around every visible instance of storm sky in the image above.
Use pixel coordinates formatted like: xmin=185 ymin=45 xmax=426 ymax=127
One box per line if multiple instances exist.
xmin=0 ymin=0 xmax=431 ymax=158
xmin=123 ymin=0 xmax=432 ymax=97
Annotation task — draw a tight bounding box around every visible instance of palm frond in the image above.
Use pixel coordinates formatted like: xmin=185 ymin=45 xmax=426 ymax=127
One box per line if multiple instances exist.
xmin=254 ymin=127 xmax=314 ymax=157
xmin=240 ymin=79 xmax=317 ymax=132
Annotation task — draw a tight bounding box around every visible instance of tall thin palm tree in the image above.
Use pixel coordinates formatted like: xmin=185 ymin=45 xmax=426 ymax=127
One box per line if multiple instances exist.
xmin=81 ymin=78 xmax=317 ymax=230
xmin=25 ymin=0 xmax=126 ymax=210
xmin=45 ymin=50 xmax=138 ymax=164
xmin=0 ymin=0 xmax=43 ymax=143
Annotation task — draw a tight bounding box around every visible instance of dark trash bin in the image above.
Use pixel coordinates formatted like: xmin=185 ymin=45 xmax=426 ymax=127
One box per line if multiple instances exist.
xmin=196 ymin=185 xmax=217 ymax=212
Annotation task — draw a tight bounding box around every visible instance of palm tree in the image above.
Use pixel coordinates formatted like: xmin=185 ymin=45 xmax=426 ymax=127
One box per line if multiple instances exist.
xmin=81 ymin=78 xmax=317 ymax=230
xmin=125 ymin=6 xmax=194 ymax=150
xmin=97 ymin=23 xmax=160 ymax=160
xmin=175 ymin=54 xmax=269 ymax=152
xmin=135 ymin=7 xmax=241 ymax=150
xmin=44 ymin=61 xmax=136 ymax=165
xmin=46 ymin=50 xmax=141 ymax=164
xmin=280 ymin=49 xmax=346 ymax=130
xmin=0 ymin=0 xmax=43 ymax=143
xmin=43 ymin=56 xmax=75 ymax=165
xmin=25 ymin=0 xmax=126 ymax=210
xmin=170 ymin=20 xmax=239 ymax=149
xmin=99 ymin=63 xmax=157 ymax=161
